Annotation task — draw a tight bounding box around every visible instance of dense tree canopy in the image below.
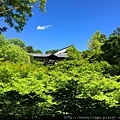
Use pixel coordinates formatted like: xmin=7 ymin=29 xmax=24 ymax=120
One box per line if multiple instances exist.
xmin=45 ymin=49 xmax=58 ymax=54
xmin=0 ymin=44 xmax=30 ymax=63
xmin=101 ymin=36 xmax=120 ymax=65
xmin=26 ymin=46 xmax=42 ymax=53
xmin=26 ymin=46 xmax=35 ymax=53
xmin=7 ymin=38 xmax=26 ymax=49
xmin=0 ymin=33 xmax=6 ymax=45
xmin=110 ymin=27 xmax=120 ymax=37
xmin=67 ymin=46 xmax=81 ymax=60
xmin=1 ymin=27 xmax=120 ymax=119
xmin=83 ymin=31 xmax=107 ymax=62
xmin=0 ymin=0 xmax=47 ymax=32
xmin=0 ymin=34 xmax=30 ymax=63
xmin=0 ymin=60 xmax=120 ymax=119
xmin=35 ymin=49 xmax=42 ymax=53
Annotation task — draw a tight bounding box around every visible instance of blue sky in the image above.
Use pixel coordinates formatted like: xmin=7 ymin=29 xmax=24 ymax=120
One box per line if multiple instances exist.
xmin=1 ymin=0 xmax=120 ymax=53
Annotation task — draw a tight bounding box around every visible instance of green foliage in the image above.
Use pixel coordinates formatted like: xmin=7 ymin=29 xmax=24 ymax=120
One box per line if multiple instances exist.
xmin=0 ymin=65 xmax=14 ymax=83
xmin=104 ymin=65 xmax=120 ymax=76
xmin=26 ymin=46 xmax=42 ymax=53
xmin=7 ymin=38 xmax=26 ymax=49
xmin=0 ymin=44 xmax=30 ymax=63
xmin=88 ymin=31 xmax=106 ymax=50
xmin=101 ymin=36 xmax=120 ymax=65
xmin=0 ymin=59 xmax=120 ymax=118
xmin=26 ymin=46 xmax=34 ymax=53
xmin=0 ymin=0 xmax=47 ymax=32
xmin=1 ymin=28 xmax=120 ymax=118
xmin=0 ymin=34 xmax=7 ymax=46
xmin=35 ymin=49 xmax=42 ymax=53
xmin=67 ymin=46 xmax=81 ymax=60
xmin=110 ymin=27 xmax=120 ymax=37
xmin=45 ymin=49 xmax=58 ymax=54
xmin=86 ymin=31 xmax=107 ymax=62
xmin=0 ymin=34 xmax=30 ymax=63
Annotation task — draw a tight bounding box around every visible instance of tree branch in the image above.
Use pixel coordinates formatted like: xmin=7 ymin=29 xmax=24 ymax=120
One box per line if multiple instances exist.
xmin=0 ymin=7 xmax=19 ymax=14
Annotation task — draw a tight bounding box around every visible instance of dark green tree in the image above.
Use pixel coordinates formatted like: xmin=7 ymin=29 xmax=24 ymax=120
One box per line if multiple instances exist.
xmin=26 ymin=46 xmax=34 ymax=53
xmin=45 ymin=49 xmax=58 ymax=54
xmin=26 ymin=46 xmax=42 ymax=53
xmin=101 ymin=36 xmax=120 ymax=65
xmin=34 ymin=49 xmax=42 ymax=53
xmin=110 ymin=27 xmax=120 ymax=37
xmin=0 ymin=27 xmax=8 ymax=34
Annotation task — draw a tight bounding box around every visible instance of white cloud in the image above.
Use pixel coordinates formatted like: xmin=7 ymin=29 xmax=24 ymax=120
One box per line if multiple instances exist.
xmin=36 ymin=25 xmax=52 ymax=30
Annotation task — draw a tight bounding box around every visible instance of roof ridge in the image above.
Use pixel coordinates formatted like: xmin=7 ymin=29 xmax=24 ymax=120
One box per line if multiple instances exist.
xmin=57 ymin=44 xmax=74 ymax=51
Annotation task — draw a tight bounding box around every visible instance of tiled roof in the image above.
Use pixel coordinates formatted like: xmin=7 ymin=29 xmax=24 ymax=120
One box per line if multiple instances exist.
xmin=29 ymin=44 xmax=73 ymax=58
xmin=29 ymin=53 xmax=51 ymax=57
xmin=55 ymin=53 xmax=68 ymax=57
xmin=54 ymin=44 xmax=74 ymax=55
xmin=29 ymin=53 xmax=68 ymax=58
